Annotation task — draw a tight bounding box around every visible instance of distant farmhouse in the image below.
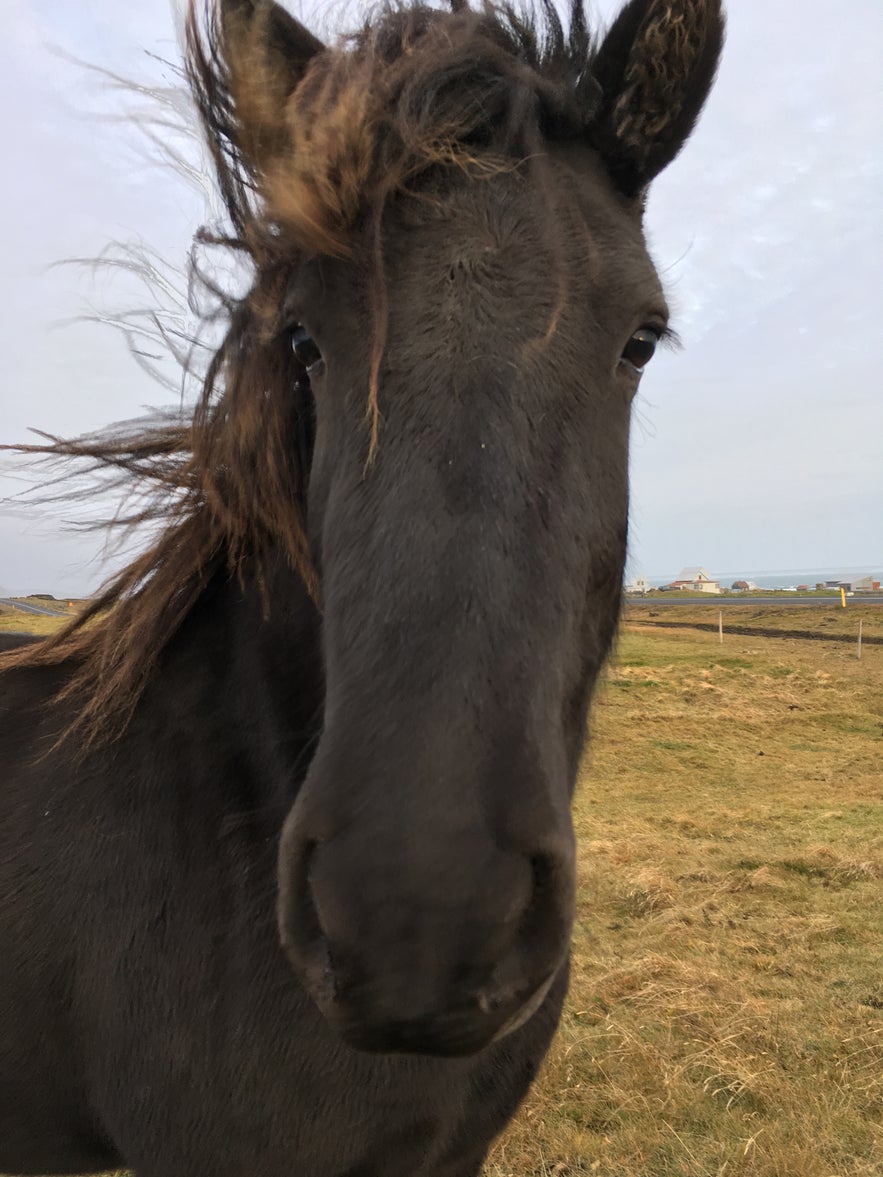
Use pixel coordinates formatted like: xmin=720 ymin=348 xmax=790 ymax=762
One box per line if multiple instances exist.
xmin=824 ymin=574 xmax=881 ymax=593
xmin=624 ymin=575 xmax=651 ymax=595
xmin=665 ymin=567 xmax=721 ymax=594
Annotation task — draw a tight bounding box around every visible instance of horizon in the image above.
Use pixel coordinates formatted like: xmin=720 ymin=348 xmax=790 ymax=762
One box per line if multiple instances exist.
xmin=4 ymin=565 xmax=881 ymax=601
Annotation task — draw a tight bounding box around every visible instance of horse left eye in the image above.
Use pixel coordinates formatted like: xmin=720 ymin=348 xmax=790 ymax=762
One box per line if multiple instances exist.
xmin=621 ymin=328 xmax=659 ymax=371
xmin=292 ymin=327 xmax=322 ymax=372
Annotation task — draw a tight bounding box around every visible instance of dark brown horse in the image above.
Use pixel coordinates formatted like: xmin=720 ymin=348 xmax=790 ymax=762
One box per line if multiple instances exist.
xmin=0 ymin=2 xmax=723 ymax=1173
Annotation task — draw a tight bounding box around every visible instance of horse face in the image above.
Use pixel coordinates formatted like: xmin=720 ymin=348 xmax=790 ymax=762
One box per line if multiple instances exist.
xmin=214 ymin=0 xmax=725 ymax=1056
xmin=275 ymin=152 xmax=665 ymax=1055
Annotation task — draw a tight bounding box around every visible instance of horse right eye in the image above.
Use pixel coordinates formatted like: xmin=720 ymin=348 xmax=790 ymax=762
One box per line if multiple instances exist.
xmin=621 ymin=327 xmax=659 ymax=371
xmin=292 ymin=327 xmax=322 ymax=371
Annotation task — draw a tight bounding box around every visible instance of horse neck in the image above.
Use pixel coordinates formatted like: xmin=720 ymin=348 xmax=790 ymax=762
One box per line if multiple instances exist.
xmin=135 ymin=549 xmax=324 ymax=821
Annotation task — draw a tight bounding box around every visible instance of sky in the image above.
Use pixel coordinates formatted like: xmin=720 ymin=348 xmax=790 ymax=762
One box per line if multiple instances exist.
xmin=1 ymin=0 xmax=881 ymax=597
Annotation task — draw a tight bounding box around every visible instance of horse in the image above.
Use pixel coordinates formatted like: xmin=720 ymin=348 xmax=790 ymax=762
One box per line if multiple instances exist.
xmin=0 ymin=1 xmax=723 ymax=1173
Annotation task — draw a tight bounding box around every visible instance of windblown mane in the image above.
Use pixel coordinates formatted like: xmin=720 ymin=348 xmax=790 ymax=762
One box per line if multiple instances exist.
xmin=1 ymin=0 xmax=605 ymax=746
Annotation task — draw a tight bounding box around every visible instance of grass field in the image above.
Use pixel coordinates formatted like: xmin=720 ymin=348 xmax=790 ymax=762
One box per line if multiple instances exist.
xmin=0 ymin=611 xmax=67 ymax=637
xmin=3 ymin=609 xmax=880 ymax=1175
xmin=625 ymin=600 xmax=881 ymax=643
xmin=0 ymin=599 xmax=80 ymax=637
xmin=486 ymin=612 xmax=882 ymax=1176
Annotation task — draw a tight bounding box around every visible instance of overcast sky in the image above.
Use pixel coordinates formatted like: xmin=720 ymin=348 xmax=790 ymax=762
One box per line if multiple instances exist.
xmin=1 ymin=0 xmax=881 ymax=597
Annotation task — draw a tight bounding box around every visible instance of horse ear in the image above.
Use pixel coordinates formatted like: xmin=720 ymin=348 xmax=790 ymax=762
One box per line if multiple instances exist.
xmin=220 ymin=0 xmax=325 ymax=175
xmin=589 ymin=0 xmax=724 ymax=198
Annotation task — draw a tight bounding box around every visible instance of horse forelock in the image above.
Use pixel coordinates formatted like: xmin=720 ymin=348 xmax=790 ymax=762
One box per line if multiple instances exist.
xmin=199 ymin=1 xmax=600 ymax=260
xmin=259 ymin=6 xmax=598 ymax=255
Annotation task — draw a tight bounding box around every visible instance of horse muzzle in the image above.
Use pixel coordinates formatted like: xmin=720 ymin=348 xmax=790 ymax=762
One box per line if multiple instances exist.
xmin=276 ymin=817 xmax=575 ymax=1057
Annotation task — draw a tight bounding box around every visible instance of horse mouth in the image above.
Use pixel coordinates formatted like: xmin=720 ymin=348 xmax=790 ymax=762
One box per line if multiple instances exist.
xmin=312 ymin=967 xmax=560 ymax=1058
xmin=488 ymin=969 xmax=558 ymax=1042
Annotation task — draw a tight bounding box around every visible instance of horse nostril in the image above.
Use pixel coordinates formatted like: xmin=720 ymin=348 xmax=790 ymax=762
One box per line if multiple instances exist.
xmin=277 ymin=835 xmax=337 ymax=1007
xmin=520 ymin=853 xmax=560 ymax=939
xmin=477 ymin=848 xmax=572 ymax=1012
xmin=535 ymin=849 xmax=574 ymax=949
xmin=529 ymin=853 xmax=554 ymax=913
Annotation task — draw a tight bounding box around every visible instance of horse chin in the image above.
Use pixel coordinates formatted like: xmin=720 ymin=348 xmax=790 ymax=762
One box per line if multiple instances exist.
xmin=314 ymin=969 xmax=560 ymax=1059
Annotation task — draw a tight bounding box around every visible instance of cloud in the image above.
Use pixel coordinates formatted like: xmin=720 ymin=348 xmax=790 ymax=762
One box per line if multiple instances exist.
xmin=1 ymin=0 xmax=881 ymax=593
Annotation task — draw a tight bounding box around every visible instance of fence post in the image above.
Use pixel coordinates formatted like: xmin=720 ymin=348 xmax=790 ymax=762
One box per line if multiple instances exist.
xmin=719 ymin=610 xmax=723 ymax=645
xmin=857 ymin=619 xmax=863 ymax=660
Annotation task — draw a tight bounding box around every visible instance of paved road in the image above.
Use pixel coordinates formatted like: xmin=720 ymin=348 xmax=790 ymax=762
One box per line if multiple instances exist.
xmin=625 ymin=595 xmax=883 ymax=607
xmin=0 ymin=598 xmax=68 ymax=616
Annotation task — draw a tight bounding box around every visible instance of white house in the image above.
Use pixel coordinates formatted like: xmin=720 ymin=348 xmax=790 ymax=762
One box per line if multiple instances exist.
xmin=667 ymin=567 xmax=721 ymax=594
xmin=625 ymin=575 xmax=651 ymax=595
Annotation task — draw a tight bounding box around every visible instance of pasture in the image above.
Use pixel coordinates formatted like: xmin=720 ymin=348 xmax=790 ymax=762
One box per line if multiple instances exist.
xmin=0 ymin=604 xmax=72 ymax=638
xmin=625 ymin=600 xmax=881 ymax=643
xmin=3 ymin=607 xmax=880 ymax=1176
xmin=488 ymin=609 xmax=882 ymax=1176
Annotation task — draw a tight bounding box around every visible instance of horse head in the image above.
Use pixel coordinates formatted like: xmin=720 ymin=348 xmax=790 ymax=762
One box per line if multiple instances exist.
xmin=203 ymin=0 xmax=724 ymax=1057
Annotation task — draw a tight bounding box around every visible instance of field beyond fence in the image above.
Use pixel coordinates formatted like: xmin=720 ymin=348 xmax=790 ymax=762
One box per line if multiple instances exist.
xmin=625 ymin=601 xmax=882 ymax=646
xmin=2 ymin=608 xmax=880 ymax=1176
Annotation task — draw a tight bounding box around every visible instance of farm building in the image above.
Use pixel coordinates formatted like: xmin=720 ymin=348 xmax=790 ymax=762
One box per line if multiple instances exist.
xmin=824 ymin=575 xmax=880 ymax=592
xmin=666 ymin=568 xmax=721 ymax=594
xmin=625 ymin=575 xmax=651 ymax=595
xmin=850 ymin=575 xmax=881 ymax=592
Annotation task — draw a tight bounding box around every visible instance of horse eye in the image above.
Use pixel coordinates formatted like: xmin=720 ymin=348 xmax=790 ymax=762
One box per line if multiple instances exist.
xmin=292 ymin=327 xmax=322 ymax=372
xmin=621 ymin=327 xmax=660 ymax=371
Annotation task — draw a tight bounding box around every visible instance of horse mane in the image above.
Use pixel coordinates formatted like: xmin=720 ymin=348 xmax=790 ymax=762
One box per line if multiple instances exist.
xmin=0 ymin=0 xmax=603 ymax=747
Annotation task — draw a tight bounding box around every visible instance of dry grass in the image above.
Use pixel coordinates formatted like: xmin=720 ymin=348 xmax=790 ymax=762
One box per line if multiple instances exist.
xmin=0 ymin=605 xmax=70 ymax=637
xmin=485 ymin=619 xmax=882 ymax=1176
xmin=626 ymin=601 xmax=883 ymax=643
xmin=4 ymin=610 xmax=881 ymax=1175
xmin=0 ymin=598 xmax=89 ymax=638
